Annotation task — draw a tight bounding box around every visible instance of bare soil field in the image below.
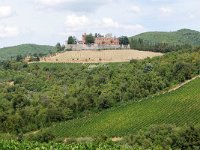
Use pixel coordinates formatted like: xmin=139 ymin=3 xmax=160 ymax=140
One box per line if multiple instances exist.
xmin=40 ymin=49 xmax=163 ymax=63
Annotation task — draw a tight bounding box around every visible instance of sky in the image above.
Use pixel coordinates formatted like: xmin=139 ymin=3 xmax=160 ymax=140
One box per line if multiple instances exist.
xmin=0 ymin=0 xmax=200 ymax=48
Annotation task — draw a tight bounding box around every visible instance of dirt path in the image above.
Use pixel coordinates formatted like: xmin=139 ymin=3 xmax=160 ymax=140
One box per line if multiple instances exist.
xmin=167 ymin=75 xmax=200 ymax=93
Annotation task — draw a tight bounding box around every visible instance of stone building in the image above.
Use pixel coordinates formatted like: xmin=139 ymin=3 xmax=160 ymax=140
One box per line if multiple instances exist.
xmin=95 ymin=37 xmax=119 ymax=45
xmin=82 ymin=33 xmax=119 ymax=45
xmin=65 ymin=33 xmax=125 ymax=50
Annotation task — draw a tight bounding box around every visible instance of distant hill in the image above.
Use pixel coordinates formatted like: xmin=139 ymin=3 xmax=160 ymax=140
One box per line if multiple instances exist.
xmin=0 ymin=44 xmax=56 ymax=61
xmin=132 ymin=29 xmax=200 ymax=46
xmin=130 ymin=29 xmax=200 ymax=52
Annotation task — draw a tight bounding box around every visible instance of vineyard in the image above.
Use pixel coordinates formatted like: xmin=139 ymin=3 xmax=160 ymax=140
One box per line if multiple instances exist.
xmin=40 ymin=50 xmax=163 ymax=63
xmin=48 ymin=77 xmax=200 ymax=137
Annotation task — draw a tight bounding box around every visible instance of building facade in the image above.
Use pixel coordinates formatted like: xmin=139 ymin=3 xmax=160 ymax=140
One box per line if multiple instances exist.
xmin=82 ymin=33 xmax=119 ymax=45
xmin=65 ymin=33 xmax=125 ymax=50
xmin=95 ymin=37 xmax=119 ymax=45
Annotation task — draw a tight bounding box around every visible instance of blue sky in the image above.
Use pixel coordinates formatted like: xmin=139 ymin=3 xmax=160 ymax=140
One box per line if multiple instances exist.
xmin=0 ymin=0 xmax=200 ymax=48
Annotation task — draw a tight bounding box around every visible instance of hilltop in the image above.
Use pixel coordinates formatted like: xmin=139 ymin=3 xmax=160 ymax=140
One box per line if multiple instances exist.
xmin=132 ymin=29 xmax=200 ymax=46
xmin=130 ymin=29 xmax=200 ymax=52
xmin=0 ymin=44 xmax=56 ymax=61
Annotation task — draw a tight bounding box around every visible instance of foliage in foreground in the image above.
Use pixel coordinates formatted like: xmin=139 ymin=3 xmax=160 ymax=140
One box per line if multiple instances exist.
xmin=125 ymin=124 xmax=200 ymax=150
xmin=0 ymin=140 xmax=131 ymax=150
xmin=1 ymin=125 xmax=200 ymax=150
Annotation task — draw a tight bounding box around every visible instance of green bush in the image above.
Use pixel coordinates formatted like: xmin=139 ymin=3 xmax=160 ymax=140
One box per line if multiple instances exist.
xmin=27 ymin=131 xmax=55 ymax=143
xmin=125 ymin=125 xmax=200 ymax=149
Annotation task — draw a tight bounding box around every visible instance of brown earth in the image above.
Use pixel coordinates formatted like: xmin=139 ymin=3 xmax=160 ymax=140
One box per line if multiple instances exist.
xmin=40 ymin=49 xmax=163 ymax=63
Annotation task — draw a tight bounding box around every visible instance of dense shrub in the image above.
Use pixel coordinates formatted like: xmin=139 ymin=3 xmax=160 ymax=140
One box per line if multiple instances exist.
xmin=125 ymin=124 xmax=200 ymax=150
xmin=27 ymin=131 xmax=56 ymax=143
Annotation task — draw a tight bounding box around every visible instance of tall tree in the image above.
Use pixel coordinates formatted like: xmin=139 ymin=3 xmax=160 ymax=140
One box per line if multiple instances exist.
xmin=55 ymin=43 xmax=62 ymax=52
xmin=119 ymin=36 xmax=129 ymax=45
xmin=85 ymin=34 xmax=95 ymax=45
xmin=55 ymin=43 xmax=65 ymax=52
xmin=67 ymin=36 xmax=76 ymax=44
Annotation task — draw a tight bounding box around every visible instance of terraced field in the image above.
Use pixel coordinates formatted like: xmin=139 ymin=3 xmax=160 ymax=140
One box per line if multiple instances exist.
xmin=40 ymin=50 xmax=163 ymax=63
xmin=48 ymin=77 xmax=200 ymax=137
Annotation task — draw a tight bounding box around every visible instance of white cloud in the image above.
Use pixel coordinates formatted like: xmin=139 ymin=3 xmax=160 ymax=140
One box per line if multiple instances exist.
xmin=39 ymin=0 xmax=70 ymax=6
xmin=0 ymin=5 xmax=12 ymax=18
xmin=65 ymin=15 xmax=120 ymax=30
xmin=188 ymin=13 xmax=195 ymax=19
xmin=159 ymin=7 xmax=172 ymax=16
xmin=122 ymin=24 xmax=144 ymax=30
xmin=64 ymin=14 xmax=145 ymax=37
xmin=38 ymin=0 xmax=114 ymax=6
xmin=130 ymin=6 xmax=141 ymax=14
xmin=101 ymin=18 xmax=120 ymax=28
xmin=37 ymin=0 xmax=116 ymax=12
xmin=0 ymin=25 xmax=19 ymax=38
xmin=65 ymin=14 xmax=90 ymax=30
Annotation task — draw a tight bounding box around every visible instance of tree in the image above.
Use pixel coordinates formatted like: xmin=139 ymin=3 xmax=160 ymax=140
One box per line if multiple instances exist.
xmin=95 ymin=33 xmax=98 ymax=38
xmin=144 ymin=63 xmax=154 ymax=73
xmin=55 ymin=43 xmax=62 ymax=52
xmin=85 ymin=34 xmax=95 ymax=45
xmin=119 ymin=36 xmax=129 ymax=45
xmin=2 ymin=61 xmax=11 ymax=70
xmin=173 ymin=62 xmax=194 ymax=81
xmin=94 ymin=33 xmax=103 ymax=38
xmin=55 ymin=43 xmax=65 ymax=52
xmin=67 ymin=36 xmax=76 ymax=44
xmin=16 ymin=55 xmax=23 ymax=62
xmin=61 ymin=44 xmax=65 ymax=51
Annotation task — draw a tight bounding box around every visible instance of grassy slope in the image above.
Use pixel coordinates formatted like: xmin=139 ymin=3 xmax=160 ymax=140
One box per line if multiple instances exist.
xmin=0 ymin=44 xmax=56 ymax=61
xmin=48 ymin=77 xmax=200 ymax=137
xmin=131 ymin=29 xmax=200 ymax=46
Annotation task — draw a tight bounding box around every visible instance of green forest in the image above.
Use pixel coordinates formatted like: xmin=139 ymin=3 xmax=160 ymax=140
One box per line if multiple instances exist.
xmin=130 ymin=29 xmax=200 ymax=52
xmin=0 ymin=44 xmax=56 ymax=61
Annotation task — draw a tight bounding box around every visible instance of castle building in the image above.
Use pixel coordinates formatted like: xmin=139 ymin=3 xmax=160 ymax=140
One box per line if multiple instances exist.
xmin=82 ymin=33 xmax=119 ymax=45
xmin=95 ymin=37 xmax=119 ymax=45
